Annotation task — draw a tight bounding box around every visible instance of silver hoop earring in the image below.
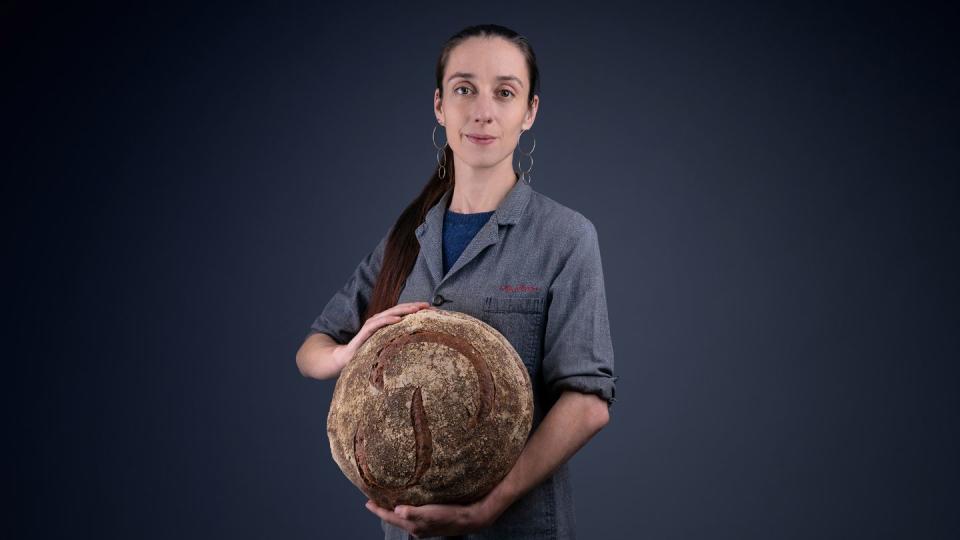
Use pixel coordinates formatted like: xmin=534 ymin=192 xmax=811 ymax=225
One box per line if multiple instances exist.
xmin=432 ymin=124 xmax=448 ymax=180
xmin=516 ymin=129 xmax=536 ymax=184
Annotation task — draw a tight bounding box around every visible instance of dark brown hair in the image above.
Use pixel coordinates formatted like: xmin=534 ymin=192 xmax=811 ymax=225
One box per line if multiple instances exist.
xmin=362 ymin=24 xmax=541 ymax=322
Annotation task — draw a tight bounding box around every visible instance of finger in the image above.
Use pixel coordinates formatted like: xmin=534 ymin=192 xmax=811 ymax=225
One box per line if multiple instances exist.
xmin=366 ymin=500 xmax=417 ymax=531
xmin=394 ymin=504 xmax=419 ymax=521
xmin=351 ymin=315 xmax=401 ymax=347
xmin=387 ymin=303 xmax=428 ymax=315
xmin=355 ymin=302 xmax=431 ymax=347
xmin=361 ymin=315 xmax=402 ymax=335
xmin=369 ymin=314 xmax=402 ymax=325
xmin=379 ymin=302 xmax=432 ymax=318
xmin=368 ymin=305 xmax=428 ymax=327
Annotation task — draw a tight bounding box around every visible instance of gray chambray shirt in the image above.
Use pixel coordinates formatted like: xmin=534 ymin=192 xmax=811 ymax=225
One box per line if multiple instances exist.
xmin=308 ymin=178 xmax=617 ymax=540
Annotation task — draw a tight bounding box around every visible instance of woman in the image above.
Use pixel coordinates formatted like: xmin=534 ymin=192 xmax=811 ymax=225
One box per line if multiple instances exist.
xmin=296 ymin=24 xmax=617 ymax=539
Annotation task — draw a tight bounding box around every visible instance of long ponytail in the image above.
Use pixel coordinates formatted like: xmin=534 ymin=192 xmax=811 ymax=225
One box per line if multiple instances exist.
xmin=363 ymin=146 xmax=454 ymax=321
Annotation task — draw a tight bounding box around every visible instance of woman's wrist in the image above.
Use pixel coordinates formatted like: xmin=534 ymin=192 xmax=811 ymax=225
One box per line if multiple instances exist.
xmin=331 ymin=344 xmax=350 ymax=373
xmin=477 ymin=480 xmax=516 ymax=527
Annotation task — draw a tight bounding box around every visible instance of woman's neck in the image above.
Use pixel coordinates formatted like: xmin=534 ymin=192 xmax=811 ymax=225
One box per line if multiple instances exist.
xmin=448 ymin=160 xmax=518 ymax=213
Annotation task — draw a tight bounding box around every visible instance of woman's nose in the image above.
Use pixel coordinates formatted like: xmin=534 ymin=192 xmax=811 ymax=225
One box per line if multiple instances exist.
xmin=472 ymin=109 xmax=493 ymax=124
xmin=471 ymin=94 xmax=496 ymax=123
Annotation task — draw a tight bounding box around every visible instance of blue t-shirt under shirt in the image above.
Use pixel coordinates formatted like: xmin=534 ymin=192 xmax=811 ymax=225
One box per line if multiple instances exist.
xmin=442 ymin=208 xmax=495 ymax=276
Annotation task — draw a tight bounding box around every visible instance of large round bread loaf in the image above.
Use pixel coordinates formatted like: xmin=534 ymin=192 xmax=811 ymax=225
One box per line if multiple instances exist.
xmin=327 ymin=308 xmax=533 ymax=509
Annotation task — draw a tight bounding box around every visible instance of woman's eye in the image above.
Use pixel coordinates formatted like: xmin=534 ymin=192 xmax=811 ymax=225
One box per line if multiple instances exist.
xmin=453 ymin=86 xmax=513 ymax=98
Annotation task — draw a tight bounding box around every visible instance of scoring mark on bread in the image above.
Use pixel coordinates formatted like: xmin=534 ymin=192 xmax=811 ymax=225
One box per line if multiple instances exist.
xmin=407 ymin=386 xmax=432 ymax=487
xmin=354 ymin=386 xmax=433 ymax=491
xmin=369 ymin=330 xmax=494 ymax=429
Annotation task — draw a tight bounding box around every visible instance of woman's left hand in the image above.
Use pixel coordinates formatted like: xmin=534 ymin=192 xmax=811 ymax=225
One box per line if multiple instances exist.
xmin=364 ymin=497 xmax=494 ymax=538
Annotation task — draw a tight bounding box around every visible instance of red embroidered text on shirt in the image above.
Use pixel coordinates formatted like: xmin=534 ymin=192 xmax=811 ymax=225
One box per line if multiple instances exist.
xmin=499 ymin=284 xmax=541 ymax=293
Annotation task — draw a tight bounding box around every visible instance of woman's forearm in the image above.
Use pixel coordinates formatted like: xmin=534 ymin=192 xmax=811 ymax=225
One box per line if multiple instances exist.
xmin=295 ymin=332 xmax=345 ymax=380
xmin=480 ymin=390 xmax=610 ymax=522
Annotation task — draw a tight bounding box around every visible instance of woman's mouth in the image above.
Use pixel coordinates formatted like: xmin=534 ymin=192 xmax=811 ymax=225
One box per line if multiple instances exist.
xmin=465 ymin=134 xmax=496 ymax=145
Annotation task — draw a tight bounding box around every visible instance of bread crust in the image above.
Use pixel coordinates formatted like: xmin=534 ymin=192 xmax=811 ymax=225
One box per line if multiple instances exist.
xmin=327 ymin=308 xmax=534 ymax=508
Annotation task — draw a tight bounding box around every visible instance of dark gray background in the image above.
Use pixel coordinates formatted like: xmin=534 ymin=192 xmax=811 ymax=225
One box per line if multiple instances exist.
xmin=8 ymin=1 xmax=958 ymax=538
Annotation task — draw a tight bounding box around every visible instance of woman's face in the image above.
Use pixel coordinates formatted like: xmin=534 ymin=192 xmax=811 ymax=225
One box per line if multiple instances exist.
xmin=435 ymin=36 xmax=539 ymax=172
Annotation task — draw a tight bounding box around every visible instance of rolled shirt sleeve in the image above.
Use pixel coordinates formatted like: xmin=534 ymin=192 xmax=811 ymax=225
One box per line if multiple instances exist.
xmin=541 ymin=217 xmax=618 ymax=407
xmin=307 ymin=227 xmax=391 ymax=345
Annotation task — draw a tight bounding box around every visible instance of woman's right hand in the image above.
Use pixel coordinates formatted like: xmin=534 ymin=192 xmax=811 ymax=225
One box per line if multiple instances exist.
xmin=331 ymin=301 xmax=434 ymax=373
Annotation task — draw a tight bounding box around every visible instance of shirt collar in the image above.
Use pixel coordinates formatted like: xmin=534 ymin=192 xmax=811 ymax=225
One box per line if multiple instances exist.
xmin=416 ymin=178 xmax=532 ymax=238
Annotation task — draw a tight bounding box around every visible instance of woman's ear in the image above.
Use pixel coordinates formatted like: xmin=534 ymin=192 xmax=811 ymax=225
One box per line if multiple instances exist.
xmin=434 ymin=89 xmax=445 ymax=126
xmin=523 ymin=95 xmax=539 ymax=130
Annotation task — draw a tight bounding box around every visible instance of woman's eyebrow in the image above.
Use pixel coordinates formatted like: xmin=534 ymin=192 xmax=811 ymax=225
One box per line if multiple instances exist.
xmin=447 ymin=72 xmax=524 ymax=87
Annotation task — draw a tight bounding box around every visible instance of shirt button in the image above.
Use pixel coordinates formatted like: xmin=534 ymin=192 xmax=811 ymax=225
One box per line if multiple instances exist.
xmin=432 ymin=294 xmax=445 ymax=306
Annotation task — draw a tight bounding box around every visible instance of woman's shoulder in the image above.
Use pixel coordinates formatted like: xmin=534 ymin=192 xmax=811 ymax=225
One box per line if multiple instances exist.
xmin=526 ymin=188 xmax=598 ymax=241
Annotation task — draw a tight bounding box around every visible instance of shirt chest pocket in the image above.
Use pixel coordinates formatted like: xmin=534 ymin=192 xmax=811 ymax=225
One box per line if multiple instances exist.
xmin=481 ymin=296 xmax=545 ymax=374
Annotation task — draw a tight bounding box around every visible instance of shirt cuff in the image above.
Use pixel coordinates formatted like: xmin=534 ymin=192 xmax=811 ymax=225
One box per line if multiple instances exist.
xmin=550 ymin=375 xmax=618 ymax=408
